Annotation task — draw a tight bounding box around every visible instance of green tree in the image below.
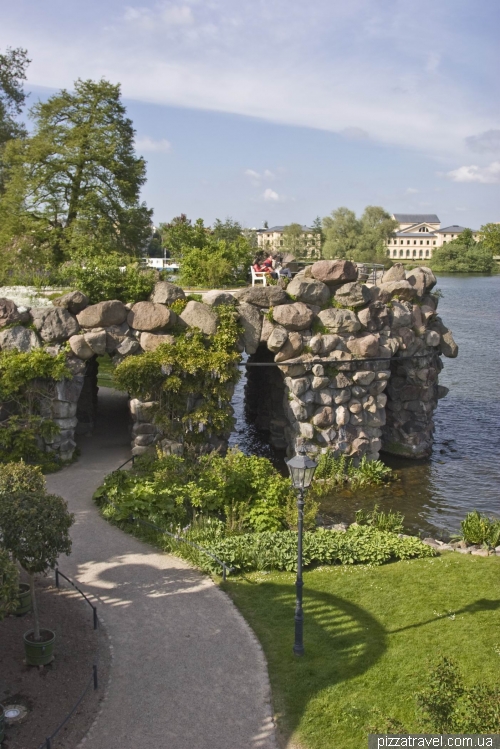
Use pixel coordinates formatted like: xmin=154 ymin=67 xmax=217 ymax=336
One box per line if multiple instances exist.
xmin=312 ymin=215 xmax=324 ymax=253
xmin=431 ymin=229 xmax=494 ymax=273
xmin=0 ymin=547 xmax=19 ymax=620
xmin=0 ymin=47 xmax=30 ymax=192
xmin=212 ymin=217 xmax=243 ymax=243
xmin=322 ymin=207 xmax=361 ymax=259
xmin=282 ymin=223 xmax=307 ymax=256
xmin=0 ymin=78 xmax=151 ymax=270
xmin=479 ymin=223 xmax=500 ymax=256
xmin=158 ymin=214 xmax=207 ymax=258
xmin=179 ymin=235 xmax=253 ymax=288
xmin=0 ymin=489 xmax=73 ymax=640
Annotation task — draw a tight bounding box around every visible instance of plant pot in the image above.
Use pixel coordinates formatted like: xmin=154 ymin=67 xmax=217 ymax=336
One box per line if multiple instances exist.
xmin=23 ymin=629 xmax=56 ymax=666
xmin=15 ymin=583 xmax=32 ymax=616
xmin=0 ymin=703 xmax=4 ymax=744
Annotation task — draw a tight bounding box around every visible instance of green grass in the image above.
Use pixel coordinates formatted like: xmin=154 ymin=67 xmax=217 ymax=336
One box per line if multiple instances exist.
xmin=97 ymin=354 xmax=125 ymax=391
xmin=222 ymin=553 xmax=500 ymax=748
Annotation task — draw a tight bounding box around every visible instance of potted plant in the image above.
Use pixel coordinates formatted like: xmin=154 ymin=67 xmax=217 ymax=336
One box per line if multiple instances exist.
xmin=0 ymin=489 xmax=73 ymax=666
xmin=0 ymin=547 xmax=19 ymax=743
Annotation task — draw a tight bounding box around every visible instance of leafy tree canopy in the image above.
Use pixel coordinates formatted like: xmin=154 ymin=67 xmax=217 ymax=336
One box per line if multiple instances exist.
xmin=322 ymin=206 xmax=396 ymax=263
xmin=158 ymin=214 xmax=207 ymax=258
xmin=282 ymin=223 xmax=307 ymax=256
xmin=212 ymin=217 xmax=243 ymax=243
xmin=430 ymin=229 xmax=494 ymax=273
xmin=179 ymin=234 xmax=253 ymax=288
xmin=0 ymin=47 xmax=30 ymax=192
xmin=479 ymin=222 xmax=500 ymax=255
xmin=0 ymin=78 xmax=152 ymax=269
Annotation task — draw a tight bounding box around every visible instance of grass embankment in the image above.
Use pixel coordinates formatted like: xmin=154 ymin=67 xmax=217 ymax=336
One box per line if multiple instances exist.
xmin=222 ymin=553 xmax=500 ymax=749
xmin=96 ymin=354 xmax=123 ymax=390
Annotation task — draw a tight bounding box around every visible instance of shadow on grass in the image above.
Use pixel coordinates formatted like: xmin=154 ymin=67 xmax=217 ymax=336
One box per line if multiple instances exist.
xmin=225 ymin=581 xmax=387 ymax=740
xmin=389 ymin=597 xmax=500 ymax=635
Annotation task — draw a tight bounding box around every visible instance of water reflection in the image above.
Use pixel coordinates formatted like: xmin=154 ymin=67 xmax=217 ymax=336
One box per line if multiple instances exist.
xmin=229 ymin=275 xmax=500 ymax=535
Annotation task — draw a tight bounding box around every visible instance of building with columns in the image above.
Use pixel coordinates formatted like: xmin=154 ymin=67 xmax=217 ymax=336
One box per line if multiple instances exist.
xmin=386 ymin=214 xmax=479 ymax=262
xmin=256 ymin=225 xmax=321 ymax=258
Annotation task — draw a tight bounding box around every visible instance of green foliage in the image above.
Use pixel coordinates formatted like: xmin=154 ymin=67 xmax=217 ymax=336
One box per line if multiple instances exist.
xmin=95 ymin=449 xmax=315 ymax=535
xmin=212 ymin=217 xmax=243 ymax=243
xmin=322 ymin=205 xmax=396 ymax=264
xmin=311 ymin=453 xmax=393 ymax=497
xmin=114 ymin=305 xmax=242 ymax=443
xmin=158 ymin=215 xmax=207 ymax=258
xmin=0 ymin=47 xmax=30 ymax=192
xmin=0 ymin=77 xmax=151 ymax=275
xmin=355 ymin=504 xmax=404 ymax=533
xmin=459 ymin=510 xmax=500 ymax=548
xmin=282 ymin=223 xmax=308 ymax=257
xmin=0 ymin=546 xmax=19 ymax=620
xmin=417 ymin=657 xmax=500 ymax=733
xmin=179 ymin=235 xmax=253 ymax=288
xmin=479 ymin=222 xmax=500 ymax=256
xmin=431 ymin=230 xmax=495 ymax=273
xmin=0 ymin=460 xmax=46 ymax=495
xmin=62 ymin=252 xmax=156 ymax=303
xmin=169 ymin=297 xmax=188 ymax=315
xmin=0 ymin=349 xmax=70 ymax=467
xmin=203 ymin=525 xmax=435 ymax=574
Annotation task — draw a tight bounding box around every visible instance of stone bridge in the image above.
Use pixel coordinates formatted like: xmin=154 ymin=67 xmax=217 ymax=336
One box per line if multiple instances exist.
xmin=0 ymin=259 xmax=457 ymax=463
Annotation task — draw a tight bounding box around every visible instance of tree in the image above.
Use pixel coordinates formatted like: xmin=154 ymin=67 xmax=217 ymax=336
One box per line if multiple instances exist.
xmin=431 ymin=229 xmax=494 ymax=273
xmin=0 ymin=47 xmax=30 ymax=192
xmin=0 ymin=547 xmax=19 ymax=620
xmin=312 ymin=215 xmax=324 ymax=253
xmin=212 ymin=217 xmax=243 ymax=243
xmin=0 ymin=489 xmax=73 ymax=640
xmin=322 ymin=207 xmax=361 ymax=259
xmin=282 ymin=223 xmax=307 ymax=256
xmin=322 ymin=206 xmax=396 ymax=263
xmin=179 ymin=235 xmax=253 ymax=288
xmin=158 ymin=215 xmax=207 ymax=258
xmin=0 ymin=78 xmax=152 ymax=267
xmin=479 ymin=223 xmax=500 ymax=256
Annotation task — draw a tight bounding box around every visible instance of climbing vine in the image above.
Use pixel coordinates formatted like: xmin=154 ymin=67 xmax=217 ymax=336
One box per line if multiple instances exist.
xmin=0 ymin=349 xmax=71 ymax=467
xmin=114 ymin=305 xmax=242 ymax=443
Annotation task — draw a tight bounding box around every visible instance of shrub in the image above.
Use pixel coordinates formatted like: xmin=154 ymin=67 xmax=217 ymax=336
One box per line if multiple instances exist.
xmin=94 ymin=449 xmax=318 ymax=534
xmin=0 ymin=461 xmax=46 ymax=496
xmin=199 ymin=525 xmax=435 ymax=575
xmin=61 ymin=252 xmax=156 ymax=303
xmin=179 ymin=236 xmax=253 ymax=288
xmin=459 ymin=510 xmax=500 ymax=547
xmin=0 ymin=547 xmax=19 ymax=620
xmin=311 ymin=452 xmax=393 ymax=497
xmin=0 ymin=489 xmax=73 ymax=640
xmin=355 ymin=504 xmax=404 ymax=533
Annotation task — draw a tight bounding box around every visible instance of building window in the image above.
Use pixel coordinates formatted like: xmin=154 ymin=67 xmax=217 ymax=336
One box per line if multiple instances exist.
xmin=433 ymin=241 xmax=436 ymax=245
xmin=401 ymin=240 xmax=404 ymax=245
xmin=426 ymin=240 xmax=429 ymax=245
xmin=406 ymin=249 xmax=410 ymax=257
xmin=400 ymin=250 xmax=404 ymax=258
xmin=413 ymin=250 xmax=417 ymax=257
xmin=420 ymin=240 xmax=423 ymax=245
xmin=407 ymin=240 xmax=410 ymax=245
xmin=419 ymin=250 xmax=423 ymax=257
xmin=425 ymin=250 xmax=429 ymax=257
xmin=414 ymin=240 xmax=417 ymax=245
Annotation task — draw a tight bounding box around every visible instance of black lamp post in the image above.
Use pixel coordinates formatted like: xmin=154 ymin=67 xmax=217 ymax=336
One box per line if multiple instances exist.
xmin=286 ymin=445 xmax=317 ymax=657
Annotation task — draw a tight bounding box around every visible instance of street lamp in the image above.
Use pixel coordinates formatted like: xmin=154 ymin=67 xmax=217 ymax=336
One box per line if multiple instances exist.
xmin=286 ymin=445 xmax=317 ymax=657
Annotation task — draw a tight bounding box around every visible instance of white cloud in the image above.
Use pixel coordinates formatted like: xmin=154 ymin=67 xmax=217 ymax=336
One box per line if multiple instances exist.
xmin=245 ymin=168 xmax=276 ymax=186
xmin=444 ymin=161 xmax=500 ymax=184
xmin=135 ymin=136 xmax=172 ymax=152
xmin=406 ymin=187 xmax=418 ymax=194
xmin=1 ymin=0 xmax=498 ymax=157
xmin=263 ymin=188 xmax=280 ymax=202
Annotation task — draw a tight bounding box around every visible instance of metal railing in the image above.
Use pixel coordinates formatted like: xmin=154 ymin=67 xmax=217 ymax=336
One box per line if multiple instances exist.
xmin=103 ymin=456 xmax=234 ymax=581
xmin=355 ymin=262 xmax=385 ymax=285
xmin=35 ymin=569 xmax=101 ymax=749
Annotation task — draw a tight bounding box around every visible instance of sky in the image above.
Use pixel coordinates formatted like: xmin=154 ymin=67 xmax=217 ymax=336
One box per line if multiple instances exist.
xmin=1 ymin=0 xmax=499 ymax=229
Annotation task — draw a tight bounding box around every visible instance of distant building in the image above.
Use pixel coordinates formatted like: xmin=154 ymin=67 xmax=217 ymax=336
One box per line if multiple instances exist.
xmin=257 ymin=225 xmax=321 ymax=258
xmin=386 ymin=214 xmax=480 ymax=262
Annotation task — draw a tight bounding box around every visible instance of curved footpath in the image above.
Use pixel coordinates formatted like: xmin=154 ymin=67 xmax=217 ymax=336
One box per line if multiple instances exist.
xmin=46 ymin=388 xmax=277 ymax=749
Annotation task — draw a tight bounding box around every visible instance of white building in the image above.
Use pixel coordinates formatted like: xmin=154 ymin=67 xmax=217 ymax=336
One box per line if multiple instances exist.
xmin=257 ymin=225 xmax=321 ymax=258
xmin=386 ymin=214 xmax=479 ymax=262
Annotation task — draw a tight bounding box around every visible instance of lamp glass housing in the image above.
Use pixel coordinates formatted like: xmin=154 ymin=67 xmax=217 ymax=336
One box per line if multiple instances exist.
xmin=286 ymin=448 xmax=318 ymax=491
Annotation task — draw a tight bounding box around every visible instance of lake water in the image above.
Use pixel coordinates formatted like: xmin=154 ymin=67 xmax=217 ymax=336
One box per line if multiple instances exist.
xmin=229 ymin=274 xmax=500 ymax=536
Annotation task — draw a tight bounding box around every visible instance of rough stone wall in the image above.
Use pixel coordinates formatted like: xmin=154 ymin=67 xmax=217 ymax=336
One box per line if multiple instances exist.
xmin=0 ymin=260 xmax=458 ymax=463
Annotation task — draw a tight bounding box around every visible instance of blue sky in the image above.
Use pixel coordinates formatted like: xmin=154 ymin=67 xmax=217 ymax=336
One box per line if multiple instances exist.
xmin=2 ymin=0 xmax=499 ymax=228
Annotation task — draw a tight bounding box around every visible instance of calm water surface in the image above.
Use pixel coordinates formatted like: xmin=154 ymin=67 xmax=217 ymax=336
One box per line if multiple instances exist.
xmin=229 ymin=274 xmax=500 ymax=536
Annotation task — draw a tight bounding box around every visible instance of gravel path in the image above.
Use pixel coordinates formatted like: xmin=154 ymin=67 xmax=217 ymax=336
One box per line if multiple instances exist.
xmin=46 ymin=387 xmax=277 ymax=749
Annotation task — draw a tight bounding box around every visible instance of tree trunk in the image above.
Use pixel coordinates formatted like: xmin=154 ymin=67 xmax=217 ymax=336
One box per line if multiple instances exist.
xmin=30 ymin=573 xmax=41 ymax=641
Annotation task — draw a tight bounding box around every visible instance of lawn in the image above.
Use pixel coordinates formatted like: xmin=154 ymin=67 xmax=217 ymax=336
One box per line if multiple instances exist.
xmin=222 ymin=553 xmax=500 ymax=749
xmin=96 ymin=354 xmax=123 ymax=390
